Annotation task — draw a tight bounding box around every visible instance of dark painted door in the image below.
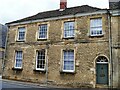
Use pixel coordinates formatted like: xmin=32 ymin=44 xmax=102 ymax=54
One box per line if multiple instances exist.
xmin=96 ymin=64 xmax=108 ymax=84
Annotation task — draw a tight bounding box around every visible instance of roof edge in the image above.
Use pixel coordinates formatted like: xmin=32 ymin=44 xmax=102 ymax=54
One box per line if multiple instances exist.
xmin=7 ymin=9 xmax=108 ymax=26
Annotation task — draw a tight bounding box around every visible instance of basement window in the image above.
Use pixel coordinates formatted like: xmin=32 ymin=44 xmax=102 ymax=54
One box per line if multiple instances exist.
xmin=90 ymin=18 xmax=103 ymax=36
xmin=36 ymin=49 xmax=46 ymax=71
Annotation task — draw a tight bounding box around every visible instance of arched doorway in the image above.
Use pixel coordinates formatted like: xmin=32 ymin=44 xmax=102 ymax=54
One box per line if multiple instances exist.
xmin=96 ymin=56 xmax=109 ymax=85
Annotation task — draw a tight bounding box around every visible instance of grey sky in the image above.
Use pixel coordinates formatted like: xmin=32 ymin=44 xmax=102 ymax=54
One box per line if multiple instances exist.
xmin=0 ymin=0 xmax=109 ymax=25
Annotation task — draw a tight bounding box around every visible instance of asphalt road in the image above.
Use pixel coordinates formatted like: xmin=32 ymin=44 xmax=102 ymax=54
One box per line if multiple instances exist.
xmin=2 ymin=80 xmax=35 ymax=88
xmin=1 ymin=78 xmax=68 ymax=90
xmin=1 ymin=80 xmax=70 ymax=90
xmin=0 ymin=75 xmax=47 ymax=90
xmin=0 ymin=76 xmax=115 ymax=90
xmin=2 ymin=80 xmax=47 ymax=89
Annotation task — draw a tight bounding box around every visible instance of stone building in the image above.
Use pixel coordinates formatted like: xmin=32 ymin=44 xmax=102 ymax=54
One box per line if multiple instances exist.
xmin=109 ymin=0 xmax=120 ymax=88
xmin=3 ymin=0 xmax=120 ymax=88
xmin=0 ymin=24 xmax=7 ymax=74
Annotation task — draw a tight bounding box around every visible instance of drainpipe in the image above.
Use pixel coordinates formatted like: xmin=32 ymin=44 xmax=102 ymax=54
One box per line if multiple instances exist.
xmin=107 ymin=10 xmax=113 ymax=88
xmin=46 ymin=44 xmax=49 ymax=87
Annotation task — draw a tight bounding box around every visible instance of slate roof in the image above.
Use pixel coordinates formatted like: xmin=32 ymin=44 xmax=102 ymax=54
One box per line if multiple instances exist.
xmin=6 ymin=5 xmax=101 ymax=24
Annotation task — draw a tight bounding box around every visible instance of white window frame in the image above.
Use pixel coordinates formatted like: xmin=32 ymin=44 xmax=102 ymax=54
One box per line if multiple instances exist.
xmin=62 ymin=50 xmax=75 ymax=73
xmin=96 ymin=56 xmax=108 ymax=64
xmin=14 ymin=51 xmax=23 ymax=69
xmin=36 ymin=49 xmax=46 ymax=71
xmin=17 ymin=27 xmax=26 ymax=41
xmin=64 ymin=21 xmax=75 ymax=38
xmin=90 ymin=18 xmax=103 ymax=36
xmin=38 ymin=24 xmax=48 ymax=39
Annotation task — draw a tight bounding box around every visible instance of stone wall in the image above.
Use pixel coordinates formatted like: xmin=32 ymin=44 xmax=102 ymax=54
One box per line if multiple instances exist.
xmin=111 ymin=16 xmax=120 ymax=88
xmin=3 ymin=14 xmax=110 ymax=88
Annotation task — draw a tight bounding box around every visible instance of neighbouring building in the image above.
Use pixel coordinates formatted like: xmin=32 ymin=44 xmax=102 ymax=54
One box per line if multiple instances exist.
xmin=109 ymin=0 xmax=120 ymax=88
xmin=3 ymin=0 xmax=120 ymax=88
xmin=0 ymin=24 xmax=7 ymax=74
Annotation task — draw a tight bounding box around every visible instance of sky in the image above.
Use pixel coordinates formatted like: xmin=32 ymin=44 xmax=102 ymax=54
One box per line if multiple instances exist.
xmin=0 ymin=0 xmax=109 ymax=25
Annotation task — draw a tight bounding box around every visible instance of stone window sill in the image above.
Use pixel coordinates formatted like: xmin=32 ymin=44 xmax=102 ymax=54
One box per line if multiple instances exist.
xmin=16 ymin=40 xmax=25 ymax=42
xmin=37 ymin=38 xmax=47 ymax=41
xmin=62 ymin=37 xmax=74 ymax=39
xmin=12 ymin=67 xmax=23 ymax=71
xmin=60 ymin=70 xmax=76 ymax=74
xmin=88 ymin=34 xmax=104 ymax=38
xmin=33 ymin=69 xmax=46 ymax=73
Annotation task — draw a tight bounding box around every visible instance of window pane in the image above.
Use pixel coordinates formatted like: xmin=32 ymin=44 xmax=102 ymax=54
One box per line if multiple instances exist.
xmin=18 ymin=27 xmax=25 ymax=41
xmin=15 ymin=51 xmax=22 ymax=68
xmin=90 ymin=18 xmax=102 ymax=36
xmin=39 ymin=24 xmax=47 ymax=39
xmin=64 ymin=22 xmax=74 ymax=38
xmin=36 ymin=50 xmax=45 ymax=70
xmin=63 ymin=50 xmax=74 ymax=71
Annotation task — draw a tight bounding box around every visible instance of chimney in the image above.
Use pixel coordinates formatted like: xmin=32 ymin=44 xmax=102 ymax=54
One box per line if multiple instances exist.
xmin=109 ymin=0 xmax=120 ymax=9
xmin=60 ymin=0 xmax=67 ymax=10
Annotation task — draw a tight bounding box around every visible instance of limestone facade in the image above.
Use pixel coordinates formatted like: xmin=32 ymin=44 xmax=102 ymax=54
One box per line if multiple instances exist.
xmin=3 ymin=13 xmax=112 ymax=88
xmin=2 ymin=1 xmax=120 ymax=88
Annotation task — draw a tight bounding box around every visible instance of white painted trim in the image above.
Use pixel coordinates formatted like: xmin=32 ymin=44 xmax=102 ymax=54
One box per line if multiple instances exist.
xmin=62 ymin=49 xmax=75 ymax=73
xmin=93 ymin=55 xmax=110 ymax=87
xmin=64 ymin=21 xmax=75 ymax=38
xmin=37 ymin=23 xmax=49 ymax=40
xmin=88 ymin=16 xmax=105 ymax=37
xmin=61 ymin=19 xmax=76 ymax=39
xmin=8 ymin=10 xmax=108 ymax=26
xmin=95 ymin=55 xmax=109 ymax=63
xmin=16 ymin=26 xmax=27 ymax=42
xmin=89 ymin=34 xmax=104 ymax=37
xmin=14 ymin=51 xmax=23 ymax=69
xmin=35 ymin=49 xmax=46 ymax=71
xmin=96 ymin=62 xmax=108 ymax=64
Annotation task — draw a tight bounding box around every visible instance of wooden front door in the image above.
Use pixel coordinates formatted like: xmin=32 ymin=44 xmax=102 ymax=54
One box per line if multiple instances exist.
xmin=96 ymin=56 xmax=109 ymax=85
xmin=96 ymin=64 xmax=108 ymax=84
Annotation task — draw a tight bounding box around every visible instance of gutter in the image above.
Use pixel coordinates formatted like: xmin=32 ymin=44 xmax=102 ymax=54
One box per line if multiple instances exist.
xmin=45 ymin=44 xmax=49 ymax=87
